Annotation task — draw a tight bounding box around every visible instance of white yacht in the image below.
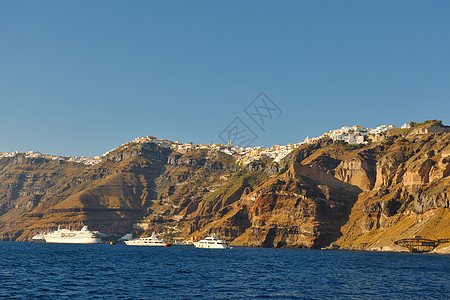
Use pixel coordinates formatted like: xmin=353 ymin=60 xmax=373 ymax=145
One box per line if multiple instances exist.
xmin=43 ymin=226 xmax=101 ymax=244
xmin=125 ymin=233 xmax=172 ymax=247
xmin=193 ymin=235 xmax=232 ymax=249
xmin=31 ymin=233 xmax=46 ymax=242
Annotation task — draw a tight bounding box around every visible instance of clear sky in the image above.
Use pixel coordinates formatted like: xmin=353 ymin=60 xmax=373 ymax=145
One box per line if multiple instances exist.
xmin=1 ymin=1 xmax=449 ymax=157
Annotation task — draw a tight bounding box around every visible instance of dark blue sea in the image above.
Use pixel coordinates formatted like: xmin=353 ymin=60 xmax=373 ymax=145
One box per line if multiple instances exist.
xmin=0 ymin=242 xmax=449 ymax=299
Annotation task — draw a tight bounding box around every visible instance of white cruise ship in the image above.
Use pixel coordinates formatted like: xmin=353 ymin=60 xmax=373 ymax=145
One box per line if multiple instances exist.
xmin=125 ymin=233 xmax=172 ymax=247
xmin=44 ymin=226 xmax=101 ymax=244
xmin=193 ymin=235 xmax=232 ymax=249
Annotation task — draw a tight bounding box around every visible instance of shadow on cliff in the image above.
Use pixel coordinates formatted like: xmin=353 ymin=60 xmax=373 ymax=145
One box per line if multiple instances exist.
xmin=290 ymin=163 xmax=363 ymax=248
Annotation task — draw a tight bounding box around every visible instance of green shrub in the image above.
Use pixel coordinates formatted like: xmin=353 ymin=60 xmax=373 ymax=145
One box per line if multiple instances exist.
xmin=410 ymin=120 xmax=442 ymax=128
xmin=278 ymin=166 xmax=288 ymax=175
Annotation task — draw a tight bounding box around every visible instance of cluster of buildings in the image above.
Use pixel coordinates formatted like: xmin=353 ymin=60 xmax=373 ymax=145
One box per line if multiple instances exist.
xmin=133 ymin=136 xmax=171 ymax=148
xmin=0 ymin=151 xmax=19 ymax=158
xmin=410 ymin=123 xmax=450 ymax=135
xmin=1 ymin=125 xmax=396 ymax=167
xmin=0 ymin=150 xmax=101 ymax=165
xmin=67 ymin=156 xmax=102 ymax=165
xmin=0 ymin=151 xmax=57 ymax=160
xmin=320 ymin=125 xmax=396 ymax=144
xmin=225 ymin=125 xmax=396 ymax=165
xmin=4 ymin=122 xmax=447 ymax=167
xmin=128 ymin=135 xmax=300 ymax=165
xmin=226 ymin=143 xmax=302 ymax=165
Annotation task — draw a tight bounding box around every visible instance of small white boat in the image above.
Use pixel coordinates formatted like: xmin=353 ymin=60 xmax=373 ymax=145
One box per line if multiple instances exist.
xmin=44 ymin=226 xmax=101 ymax=244
xmin=125 ymin=233 xmax=172 ymax=247
xmin=31 ymin=233 xmax=46 ymax=242
xmin=193 ymin=235 xmax=232 ymax=249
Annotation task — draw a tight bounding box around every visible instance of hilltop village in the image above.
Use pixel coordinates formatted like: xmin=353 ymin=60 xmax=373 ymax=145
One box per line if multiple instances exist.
xmin=0 ymin=123 xmax=409 ymax=166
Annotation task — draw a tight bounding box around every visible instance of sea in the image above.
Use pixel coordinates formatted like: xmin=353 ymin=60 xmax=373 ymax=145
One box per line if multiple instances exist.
xmin=0 ymin=242 xmax=449 ymax=299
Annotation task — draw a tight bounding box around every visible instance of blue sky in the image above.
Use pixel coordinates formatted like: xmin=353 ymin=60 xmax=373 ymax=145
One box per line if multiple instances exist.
xmin=1 ymin=1 xmax=449 ymax=157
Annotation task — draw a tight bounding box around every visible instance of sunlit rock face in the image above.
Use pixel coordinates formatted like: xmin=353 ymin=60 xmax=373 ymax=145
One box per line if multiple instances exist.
xmin=0 ymin=128 xmax=449 ymax=253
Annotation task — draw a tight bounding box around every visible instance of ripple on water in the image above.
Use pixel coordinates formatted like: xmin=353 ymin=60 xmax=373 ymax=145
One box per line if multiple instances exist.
xmin=0 ymin=243 xmax=449 ymax=299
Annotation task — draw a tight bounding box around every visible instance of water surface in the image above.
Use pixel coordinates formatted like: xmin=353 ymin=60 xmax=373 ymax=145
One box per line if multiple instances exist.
xmin=0 ymin=242 xmax=448 ymax=299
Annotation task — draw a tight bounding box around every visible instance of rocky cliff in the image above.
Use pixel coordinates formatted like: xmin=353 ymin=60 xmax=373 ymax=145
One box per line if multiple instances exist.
xmin=0 ymin=126 xmax=449 ymax=252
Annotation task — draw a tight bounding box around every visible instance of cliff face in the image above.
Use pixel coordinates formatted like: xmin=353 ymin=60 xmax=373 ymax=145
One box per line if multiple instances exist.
xmin=0 ymin=143 xmax=171 ymax=240
xmin=335 ymin=134 xmax=450 ymax=252
xmin=0 ymin=131 xmax=449 ymax=252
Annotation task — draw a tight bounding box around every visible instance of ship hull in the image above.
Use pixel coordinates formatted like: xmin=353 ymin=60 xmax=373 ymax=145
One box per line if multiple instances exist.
xmin=124 ymin=235 xmax=171 ymax=246
xmin=43 ymin=226 xmax=102 ymax=244
xmin=193 ymin=236 xmax=232 ymax=249
xmin=193 ymin=242 xmax=231 ymax=249
xmin=124 ymin=240 xmax=166 ymax=246
xmin=44 ymin=237 xmax=101 ymax=244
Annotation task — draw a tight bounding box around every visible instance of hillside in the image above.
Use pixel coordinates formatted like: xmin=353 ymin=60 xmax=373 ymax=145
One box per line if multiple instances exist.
xmin=0 ymin=124 xmax=449 ymax=253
